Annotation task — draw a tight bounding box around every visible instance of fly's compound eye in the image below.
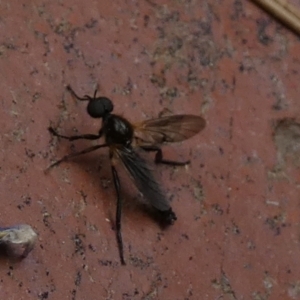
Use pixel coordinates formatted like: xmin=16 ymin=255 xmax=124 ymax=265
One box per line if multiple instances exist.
xmin=87 ymin=97 xmax=114 ymax=118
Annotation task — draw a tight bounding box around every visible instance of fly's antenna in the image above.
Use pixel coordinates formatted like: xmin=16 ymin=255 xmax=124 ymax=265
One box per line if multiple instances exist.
xmin=93 ymin=89 xmax=98 ymax=99
xmin=66 ymin=85 xmax=91 ymax=101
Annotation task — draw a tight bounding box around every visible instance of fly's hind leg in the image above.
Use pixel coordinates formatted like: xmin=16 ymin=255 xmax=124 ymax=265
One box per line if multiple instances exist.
xmin=111 ymin=165 xmax=126 ymax=265
xmin=141 ymin=145 xmax=190 ymax=166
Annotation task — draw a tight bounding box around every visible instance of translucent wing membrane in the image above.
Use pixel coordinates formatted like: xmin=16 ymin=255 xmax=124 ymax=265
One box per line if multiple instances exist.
xmin=133 ymin=115 xmax=206 ymax=146
xmin=113 ymin=145 xmax=174 ymax=215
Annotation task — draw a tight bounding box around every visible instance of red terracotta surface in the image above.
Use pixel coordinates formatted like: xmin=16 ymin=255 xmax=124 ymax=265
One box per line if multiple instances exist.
xmin=0 ymin=0 xmax=300 ymax=299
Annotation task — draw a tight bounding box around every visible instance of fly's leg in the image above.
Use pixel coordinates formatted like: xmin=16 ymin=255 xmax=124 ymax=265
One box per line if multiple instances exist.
xmin=46 ymin=144 xmax=107 ymax=171
xmin=141 ymin=145 xmax=190 ymax=166
xmin=111 ymin=166 xmax=126 ymax=265
xmin=48 ymin=127 xmax=102 ymax=141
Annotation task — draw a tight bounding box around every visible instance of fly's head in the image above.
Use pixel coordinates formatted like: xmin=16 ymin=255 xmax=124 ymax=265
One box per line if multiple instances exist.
xmin=86 ymin=92 xmax=114 ymax=119
xmin=67 ymin=85 xmax=114 ymax=118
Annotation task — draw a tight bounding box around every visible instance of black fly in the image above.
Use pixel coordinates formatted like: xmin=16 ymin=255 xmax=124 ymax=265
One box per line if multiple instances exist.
xmin=48 ymin=86 xmax=206 ymax=265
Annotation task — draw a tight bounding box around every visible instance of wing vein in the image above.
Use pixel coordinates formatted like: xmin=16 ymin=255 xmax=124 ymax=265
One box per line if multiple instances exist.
xmin=115 ymin=146 xmax=171 ymax=212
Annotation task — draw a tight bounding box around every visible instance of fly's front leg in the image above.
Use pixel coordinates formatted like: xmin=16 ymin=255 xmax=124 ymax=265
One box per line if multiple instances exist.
xmin=111 ymin=165 xmax=126 ymax=265
xmin=141 ymin=145 xmax=190 ymax=166
xmin=48 ymin=127 xmax=102 ymax=141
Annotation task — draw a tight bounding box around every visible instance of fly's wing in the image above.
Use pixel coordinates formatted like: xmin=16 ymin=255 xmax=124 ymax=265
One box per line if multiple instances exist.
xmin=113 ymin=145 xmax=176 ymax=224
xmin=133 ymin=115 xmax=205 ymax=146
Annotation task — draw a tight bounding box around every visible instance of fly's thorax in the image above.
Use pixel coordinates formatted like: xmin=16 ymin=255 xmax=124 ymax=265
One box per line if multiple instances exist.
xmin=103 ymin=114 xmax=134 ymax=145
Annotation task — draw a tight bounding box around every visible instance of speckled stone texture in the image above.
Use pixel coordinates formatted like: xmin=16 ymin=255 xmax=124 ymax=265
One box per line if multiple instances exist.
xmin=0 ymin=0 xmax=300 ymax=299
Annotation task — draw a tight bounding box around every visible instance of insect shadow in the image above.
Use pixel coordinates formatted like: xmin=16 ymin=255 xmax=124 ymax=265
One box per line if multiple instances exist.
xmin=47 ymin=85 xmax=206 ymax=265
